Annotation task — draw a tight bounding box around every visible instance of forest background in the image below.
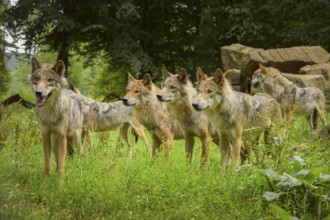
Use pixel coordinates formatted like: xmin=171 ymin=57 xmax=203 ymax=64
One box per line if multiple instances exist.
xmin=1 ymin=0 xmax=330 ymax=101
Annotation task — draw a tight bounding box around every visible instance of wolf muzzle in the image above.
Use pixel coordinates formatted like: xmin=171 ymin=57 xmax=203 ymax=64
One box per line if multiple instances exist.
xmin=122 ymin=98 xmax=129 ymax=106
xmin=192 ymin=103 xmax=202 ymax=111
xmin=156 ymin=94 xmax=163 ymax=101
xmin=250 ymin=79 xmax=259 ymax=87
xmin=35 ymin=91 xmax=52 ymax=107
xmin=122 ymin=98 xmax=136 ymax=106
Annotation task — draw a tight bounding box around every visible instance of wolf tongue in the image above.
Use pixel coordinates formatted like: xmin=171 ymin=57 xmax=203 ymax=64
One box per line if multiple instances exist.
xmin=37 ymin=96 xmax=46 ymax=107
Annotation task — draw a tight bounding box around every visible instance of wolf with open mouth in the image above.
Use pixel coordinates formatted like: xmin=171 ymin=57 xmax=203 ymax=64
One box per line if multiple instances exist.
xmin=28 ymin=57 xmax=84 ymax=178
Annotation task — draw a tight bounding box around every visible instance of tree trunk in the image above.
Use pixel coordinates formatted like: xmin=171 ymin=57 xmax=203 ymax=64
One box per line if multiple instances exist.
xmin=56 ymin=0 xmax=72 ymax=78
xmin=56 ymin=37 xmax=70 ymax=78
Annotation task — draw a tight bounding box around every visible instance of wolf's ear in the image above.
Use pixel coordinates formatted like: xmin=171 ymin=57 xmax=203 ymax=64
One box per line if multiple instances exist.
xmin=177 ymin=68 xmax=188 ymax=84
xmin=213 ymin=68 xmax=225 ymax=85
xmin=128 ymin=72 xmax=135 ymax=82
xmin=142 ymin=74 xmax=153 ymax=89
xmin=196 ymin=68 xmax=207 ymax=83
xmin=162 ymin=66 xmax=173 ymax=79
xmin=52 ymin=60 xmax=66 ymax=77
xmin=259 ymin=63 xmax=269 ymax=75
xmin=31 ymin=57 xmax=42 ymax=72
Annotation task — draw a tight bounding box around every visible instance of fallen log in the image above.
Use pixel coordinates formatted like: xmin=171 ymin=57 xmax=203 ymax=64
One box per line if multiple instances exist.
xmin=0 ymin=94 xmax=35 ymax=108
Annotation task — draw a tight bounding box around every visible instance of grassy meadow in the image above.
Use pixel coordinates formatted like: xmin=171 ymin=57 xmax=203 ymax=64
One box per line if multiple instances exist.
xmin=0 ymin=104 xmax=329 ymax=219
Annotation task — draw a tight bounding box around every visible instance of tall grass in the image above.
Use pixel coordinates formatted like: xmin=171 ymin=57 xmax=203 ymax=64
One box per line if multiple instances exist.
xmin=0 ymin=104 xmax=329 ymax=219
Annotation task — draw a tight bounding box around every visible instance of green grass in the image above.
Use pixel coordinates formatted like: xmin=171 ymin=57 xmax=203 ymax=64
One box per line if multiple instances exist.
xmin=0 ymin=104 xmax=329 ymax=219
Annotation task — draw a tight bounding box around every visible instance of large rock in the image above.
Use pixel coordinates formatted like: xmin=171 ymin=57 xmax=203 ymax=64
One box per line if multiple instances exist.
xmin=299 ymin=63 xmax=330 ymax=81
xmin=282 ymin=73 xmax=326 ymax=92
xmin=221 ymin=44 xmax=263 ymax=72
xmin=221 ymin=44 xmax=330 ymax=78
xmin=224 ymin=69 xmax=242 ymax=91
xmin=224 ymin=69 xmax=241 ymax=85
xmin=245 ymin=46 xmax=330 ymax=78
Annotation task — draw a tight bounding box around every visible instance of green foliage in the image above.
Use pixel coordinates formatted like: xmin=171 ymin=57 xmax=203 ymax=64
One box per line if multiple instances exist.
xmin=0 ymin=107 xmax=329 ymax=219
xmin=69 ymin=52 xmax=128 ymax=99
xmin=3 ymin=49 xmax=127 ymax=101
xmin=5 ymin=0 xmax=330 ymax=86
xmin=257 ymin=155 xmax=330 ymax=219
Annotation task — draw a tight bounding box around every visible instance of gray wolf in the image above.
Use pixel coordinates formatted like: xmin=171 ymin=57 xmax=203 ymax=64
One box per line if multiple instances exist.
xmin=28 ymin=57 xmax=84 ymax=176
xmin=192 ymin=68 xmax=282 ymax=167
xmin=251 ymin=64 xmax=327 ymax=130
xmin=76 ymin=93 xmax=150 ymax=159
xmin=122 ymin=73 xmax=184 ymax=158
xmin=157 ymin=67 xmax=219 ymax=165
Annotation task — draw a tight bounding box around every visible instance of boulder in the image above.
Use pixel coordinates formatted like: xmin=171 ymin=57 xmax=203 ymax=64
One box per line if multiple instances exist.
xmin=221 ymin=44 xmax=263 ymax=72
xmin=244 ymin=46 xmax=330 ymax=78
xmin=224 ymin=69 xmax=242 ymax=91
xmin=221 ymin=44 xmax=330 ymax=78
xmin=224 ymin=69 xmax=241 ymax=85
xmin=282 ymin=73 xmax=326 ymax=92
xmin=299 ymin=63 xmax=330 ymax=81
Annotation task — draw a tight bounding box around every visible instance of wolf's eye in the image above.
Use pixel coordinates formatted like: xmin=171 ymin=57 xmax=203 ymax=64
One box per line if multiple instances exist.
xmin=33 ymin=76 xmax=40 ymax=82
xmin=48 ymin=78 xmax=55 ymax=83
xmin=170 ymin=86 xmax=176 ymax=90
xmin=207 ymin=89 xmax=213 ymax=94
xmin=135 ymin=90 xmax=141 ymax=94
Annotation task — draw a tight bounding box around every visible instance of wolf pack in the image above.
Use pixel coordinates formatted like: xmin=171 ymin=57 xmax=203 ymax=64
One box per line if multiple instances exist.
xmin=28 ymin=57 xmax=327 ymax=177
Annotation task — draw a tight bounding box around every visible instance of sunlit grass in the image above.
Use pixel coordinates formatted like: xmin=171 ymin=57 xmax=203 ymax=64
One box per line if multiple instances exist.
xmin=0 ymin=105 xmax=329 ymax=219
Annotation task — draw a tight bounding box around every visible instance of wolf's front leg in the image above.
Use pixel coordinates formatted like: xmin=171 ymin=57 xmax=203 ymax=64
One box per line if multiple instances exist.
xmin=71 ymin=130 xmax=82 ymax=155
xmin=131 ymin=121 xmax=151 ymax=157
xmin=200 ymin=132 xmax=212 ymax=166
xmin=232 ymin=134 xmax=242 ymax=168
xmin=53 ymin=134 xmax=67 ymax=176
xmin=42 ymin=131 xmax=51 ymax=176
xmin=163 ymin=129 xmax=174 ymax=158
xmin=285 ymin=107 xmax=293 ymax=129
xmin=184 ymin=133 xmax=195 ymax=164
xmin=151 ymin=134 xmax=162 ymax=158
xmin=220 ymin=134 xmax=230 ymax=168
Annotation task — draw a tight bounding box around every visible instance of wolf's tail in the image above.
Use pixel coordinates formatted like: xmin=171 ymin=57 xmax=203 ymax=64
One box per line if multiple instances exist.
xmin=312 ymin=108 xmax=318 ymax=130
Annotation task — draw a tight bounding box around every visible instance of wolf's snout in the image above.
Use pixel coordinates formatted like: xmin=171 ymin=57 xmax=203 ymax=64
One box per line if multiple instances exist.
xmin=192 ymin=103 xmax=199 ymax=109
xmin=156 ymin=94 xmax=163 ymax=101
xmin=122 ymin=98 xmax=128 ymax=105
xmin=34 ymin=90 xmax=52 ymax=107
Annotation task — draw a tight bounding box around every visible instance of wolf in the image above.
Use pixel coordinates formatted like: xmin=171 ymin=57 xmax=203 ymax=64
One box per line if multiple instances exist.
xmin=28 ymin=57 xmax=84 ymax=176
xmin=67 ymin=81 xmax=150 ymax=158
xmin=251 ymin=64 xmax=327 ymax=130
xmin=156 ymin=67 xmax=219 ymax=165
xmin=122 ymin=73 xmax=184 ymax=158
xmin=192 ymin=68 xmax=282 ymax=167
xmin=77 ymin=93 xmax=150 ymax=158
